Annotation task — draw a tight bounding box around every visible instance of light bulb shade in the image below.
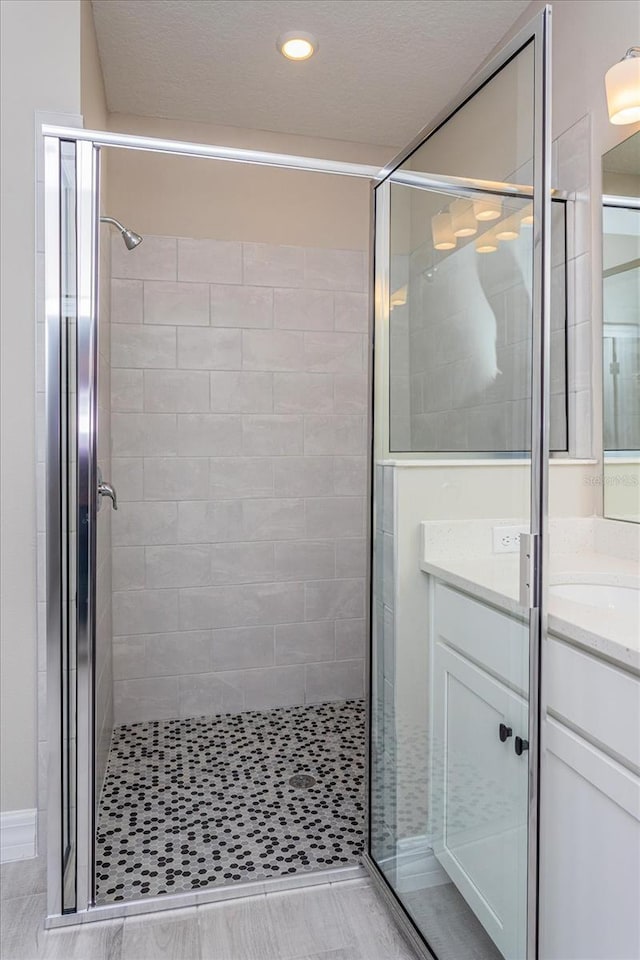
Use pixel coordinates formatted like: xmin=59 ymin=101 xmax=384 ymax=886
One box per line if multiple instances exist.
xmin=475 ymin=229 xmax=499 ymax=254
xmin=473 ymin=197 xmax=502 ymax=221
xmin=431 ymin=212 xmax=457 ymax=250
xmin=390 ymin=285 xmax=408 ymax=309
xmin=520 ymin=204 xmax=534 ymax=226
xmin=450 ymin=199 xmax=477 ymax=237
xmin=495 ymin=215 xmax=520 ymax=241
xmin=605 ymin=54 xmax=640 ymax=125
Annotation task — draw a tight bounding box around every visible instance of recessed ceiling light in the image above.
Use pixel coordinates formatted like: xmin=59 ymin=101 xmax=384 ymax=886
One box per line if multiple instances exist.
xmin=277 ymin=31 xmax=318 ymax=61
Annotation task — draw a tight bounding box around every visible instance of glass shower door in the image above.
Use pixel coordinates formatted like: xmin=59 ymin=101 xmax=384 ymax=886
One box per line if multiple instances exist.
xmin=368 ymin=11 xmax=550 ymax=960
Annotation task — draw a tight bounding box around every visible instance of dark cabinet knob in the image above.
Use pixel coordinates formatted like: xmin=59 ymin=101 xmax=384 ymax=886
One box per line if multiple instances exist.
xmin=499 ymin=723 xmax=513 ymax=742
xmin=515 ymin=736 xmax=529 ymax=756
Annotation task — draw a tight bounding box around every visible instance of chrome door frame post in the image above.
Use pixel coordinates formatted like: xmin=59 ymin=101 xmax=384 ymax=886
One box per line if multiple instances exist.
xmin=44 ymin=134 xmax=63 ymax=920
xmin=528 ymin=7 xmax=552 ymax=960
xmin=74 ymin=139 xmax=100 ymax=913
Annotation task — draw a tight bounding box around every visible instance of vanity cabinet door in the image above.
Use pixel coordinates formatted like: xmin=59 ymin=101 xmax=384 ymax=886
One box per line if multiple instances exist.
xmin=432 ymin=643 xmax=528 ymax=960
xmin=541 ymin=717 xmax=640 ymax=960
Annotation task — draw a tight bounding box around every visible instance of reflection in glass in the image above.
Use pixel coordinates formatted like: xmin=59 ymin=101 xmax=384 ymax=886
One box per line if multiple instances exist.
xmin=602 ymin=201 xmax=640 ymax=522
xmin=370 ymin=31 xmax=545 ymax=960
xmin=387 ymin=187 xmax=567 ymax=454
xmin=404 ymin=42 xmax=535 ymax=188
xmin=602 ymin=131 xmax=640 ymax=523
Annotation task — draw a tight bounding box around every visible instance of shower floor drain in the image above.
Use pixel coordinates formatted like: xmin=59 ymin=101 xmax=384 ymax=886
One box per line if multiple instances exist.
xmin=289 ymin=773 xmax=316 ymax=789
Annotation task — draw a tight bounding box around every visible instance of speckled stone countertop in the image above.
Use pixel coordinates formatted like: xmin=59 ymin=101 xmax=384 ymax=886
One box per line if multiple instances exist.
xmin=420 ymin=522 xmax=640 ymax=673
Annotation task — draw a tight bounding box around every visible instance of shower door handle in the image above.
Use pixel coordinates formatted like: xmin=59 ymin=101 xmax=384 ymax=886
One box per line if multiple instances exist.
xmin=97 ymin=467 xmax=118 ymax=511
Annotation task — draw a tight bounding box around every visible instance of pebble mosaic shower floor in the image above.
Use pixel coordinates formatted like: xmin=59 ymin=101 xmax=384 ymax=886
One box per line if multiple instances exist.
xmin=95 ymin=699 xmax=365 ymax=903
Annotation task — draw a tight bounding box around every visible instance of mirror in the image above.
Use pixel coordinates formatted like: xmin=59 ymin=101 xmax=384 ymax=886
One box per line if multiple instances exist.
xmin=602 ymin=131 xmax=640 ymax=523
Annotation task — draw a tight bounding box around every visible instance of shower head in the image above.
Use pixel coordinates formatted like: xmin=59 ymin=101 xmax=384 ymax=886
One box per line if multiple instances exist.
xmin=121 ymin=227 xmax=143 ymax=250
xmin=100 ymin=216 xmax=143 ymax=251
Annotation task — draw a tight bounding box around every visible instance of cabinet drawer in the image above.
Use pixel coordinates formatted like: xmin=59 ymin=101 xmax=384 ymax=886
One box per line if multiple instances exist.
xmin=433 ymin=582 xmax=528 ymax=693
xmin=546 ymin=636 xmax=640 ymax=770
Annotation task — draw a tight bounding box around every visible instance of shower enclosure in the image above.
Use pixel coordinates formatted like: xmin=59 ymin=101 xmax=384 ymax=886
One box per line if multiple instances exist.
xmin=366 ymin=19 xmax=550 ymax=959
xmin=45 ymin=133 xmax=376 ymax=919
xmin=43 ymin=9 xmax=551 ymax=959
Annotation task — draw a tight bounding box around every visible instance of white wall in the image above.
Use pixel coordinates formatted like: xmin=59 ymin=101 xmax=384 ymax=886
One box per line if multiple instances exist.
xmin=81 ymin=0 xmax=108 ymax=130
xmin=0 ymin=0 xmax=81 ymax=817
xmin=106 ymin=114 xmax=392 ymax=251
xmin=483 ymin=0 xmax=640 ymax=150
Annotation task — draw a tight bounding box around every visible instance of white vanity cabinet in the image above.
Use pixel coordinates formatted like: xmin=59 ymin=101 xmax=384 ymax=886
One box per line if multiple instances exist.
xmin=541 ymin=638 xmax=640 ymax=960
xmin=429 ymin=579 xmax=640 ymax=960
xmin=431 ymin=583 xmax=529 ymax=960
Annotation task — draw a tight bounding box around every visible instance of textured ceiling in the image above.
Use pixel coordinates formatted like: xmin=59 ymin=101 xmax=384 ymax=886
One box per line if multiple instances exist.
xmin=91 ymin=0 xmax=530 ymax=147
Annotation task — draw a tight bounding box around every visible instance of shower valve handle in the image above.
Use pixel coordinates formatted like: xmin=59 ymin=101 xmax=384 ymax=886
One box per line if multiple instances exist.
xmin=97 ymin=467 xmax=118 ymax=511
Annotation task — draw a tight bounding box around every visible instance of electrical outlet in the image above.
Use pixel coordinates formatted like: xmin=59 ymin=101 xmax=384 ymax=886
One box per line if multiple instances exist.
xmin=492 ymin=525 xmax=527 ymax=554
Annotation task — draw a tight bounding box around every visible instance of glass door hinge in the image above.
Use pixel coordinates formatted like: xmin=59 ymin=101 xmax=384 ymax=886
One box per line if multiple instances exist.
xmin=519 ymin=533 xmax=540 ymax=609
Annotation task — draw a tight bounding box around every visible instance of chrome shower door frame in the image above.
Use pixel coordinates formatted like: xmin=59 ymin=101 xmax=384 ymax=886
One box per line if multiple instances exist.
xmin=45 ymin=136 xmax=100 ymax=918
xmin=364 ymin=7 xmax=552 ymax=960
xmin=43 ymin=128 xmax=378 ymax=924
xmin=74 ymin=139 xmax=101 ymax=915
xmin=44 ymin=133 xmax=64 ymax=920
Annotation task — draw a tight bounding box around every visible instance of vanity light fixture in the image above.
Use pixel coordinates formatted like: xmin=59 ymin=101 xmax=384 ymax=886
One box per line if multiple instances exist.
xmin=277 ymin=32 xmax=318 ymax=61
xmin=520 ymin=204 xmax=534 ymax=226
xmin=495 ymin=215 xmax=520 ymax=241
xmin=473 ymin=197 xmax=502 ymax=221
xmin=389 ymin=285 xmax=408 ymax=311
xmin=475 ymin=229 xmax=499 ymax=254
xmin=605 ymin=47 xmax=640 ymax=124
xmin=450 ymin=198 xmax=477 ymax=237
xmin=431 ymin=211 xmax=457 ymax=250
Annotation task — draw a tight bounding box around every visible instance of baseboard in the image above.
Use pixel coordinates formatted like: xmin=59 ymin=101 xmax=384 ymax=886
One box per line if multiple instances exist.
xmin=395 ymin=834 xmax=450 ymax=893
xmin=0 ymin=808 xmax=37 ymax=862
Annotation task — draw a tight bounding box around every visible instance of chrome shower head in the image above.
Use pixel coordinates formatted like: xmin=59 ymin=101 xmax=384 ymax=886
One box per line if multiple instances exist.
xmin=100 ymin=216 xmax=143 ymax=251
xmin=121 ymin=227 xmax=143 ymax=250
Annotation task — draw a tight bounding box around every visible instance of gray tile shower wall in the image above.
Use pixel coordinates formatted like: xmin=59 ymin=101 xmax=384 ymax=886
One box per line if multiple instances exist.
xmin=96 ymin=234 xmax=114 ymax=801
xmin=110 ymin=236 xmax=369 ymax=724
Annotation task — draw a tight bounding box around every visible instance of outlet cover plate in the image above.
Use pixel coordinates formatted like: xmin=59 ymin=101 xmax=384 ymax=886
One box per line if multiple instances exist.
xmin=492 ymin=525 xmax=527 ymax=554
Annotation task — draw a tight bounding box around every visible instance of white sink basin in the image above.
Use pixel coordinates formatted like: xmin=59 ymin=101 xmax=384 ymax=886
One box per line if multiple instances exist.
xmin=550 ymin=582 xmax=640 ymax=618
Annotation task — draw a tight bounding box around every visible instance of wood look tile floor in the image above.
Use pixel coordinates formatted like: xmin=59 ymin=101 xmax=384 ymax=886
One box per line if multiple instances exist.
xmin=0 ymin=866 xmax=420 ymax=960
